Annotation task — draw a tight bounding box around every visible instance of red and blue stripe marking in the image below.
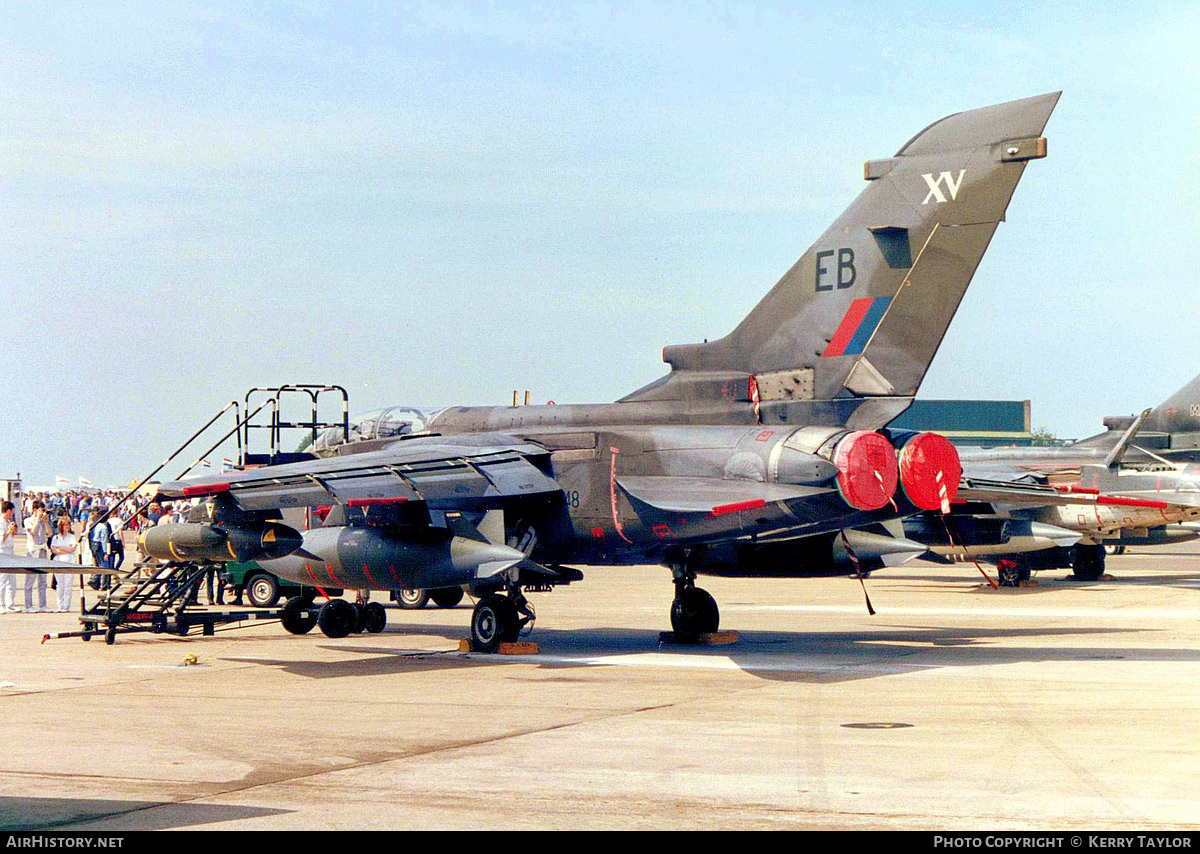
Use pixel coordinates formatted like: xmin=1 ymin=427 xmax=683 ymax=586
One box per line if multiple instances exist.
xmin=822 ymin=296 xmax=892 ymax=357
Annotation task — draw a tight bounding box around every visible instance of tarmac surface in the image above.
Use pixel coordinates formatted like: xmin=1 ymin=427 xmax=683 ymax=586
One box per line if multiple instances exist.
xmin=3 ymin=544 xmax=1200 ymax=830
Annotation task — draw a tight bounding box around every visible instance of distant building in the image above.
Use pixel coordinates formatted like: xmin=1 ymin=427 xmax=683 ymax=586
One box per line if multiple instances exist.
xmin=888 ymin=400 xmax=1032 ymax=447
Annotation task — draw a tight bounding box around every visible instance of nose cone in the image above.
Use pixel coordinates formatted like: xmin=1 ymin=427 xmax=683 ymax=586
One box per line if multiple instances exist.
xmin=840 ymin=529 xmax=928 ymax=567
xmin=258 ymin=522 xmax=304 ymax=560
xmin=449 ymin=537 xmax=527 ymax=575
xmin=1027 ymin=522 xmax=1083 ymax=548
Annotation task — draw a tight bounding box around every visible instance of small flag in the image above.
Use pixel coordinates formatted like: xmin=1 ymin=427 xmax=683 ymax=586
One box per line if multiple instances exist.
xmin=201 ymin=458 xmax=212 ymax=468
xmin=79 ymin=477 xmax=93 ymax=488
xmin=55 ymin=476 xmax=69 ymax=488
xmin=221 ymin=458 xmax=234 ymax=473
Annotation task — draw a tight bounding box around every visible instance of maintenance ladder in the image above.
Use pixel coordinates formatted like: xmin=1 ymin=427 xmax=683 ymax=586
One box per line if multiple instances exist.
xmin=42 ymin=560 xmax=288 ymax=645
xmin=40 ymin=383 xmax=352 ymax=645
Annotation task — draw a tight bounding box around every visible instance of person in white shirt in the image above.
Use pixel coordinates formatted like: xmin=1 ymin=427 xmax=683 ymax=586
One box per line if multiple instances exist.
xmin=0 ymin=501 xmax=18 ymax=613
xmin=22 ymin=502 xmax=51 ymax=612
xmin=49 ymin=517 xmax=78 ymax=613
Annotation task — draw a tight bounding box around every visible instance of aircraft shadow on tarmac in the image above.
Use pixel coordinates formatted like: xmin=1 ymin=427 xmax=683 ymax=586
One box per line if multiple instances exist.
xmin=0 ymin=796 xmax=289 ymax=831
xmin=219 ymin=621 xmax=1192 ymax=685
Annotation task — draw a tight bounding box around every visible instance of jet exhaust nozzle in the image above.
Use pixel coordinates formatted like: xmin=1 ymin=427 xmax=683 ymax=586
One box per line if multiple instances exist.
xmin=897 ymin=432 xmax=962 ymax=512
xmin=832 ymin=431 xmax=899 ymax=511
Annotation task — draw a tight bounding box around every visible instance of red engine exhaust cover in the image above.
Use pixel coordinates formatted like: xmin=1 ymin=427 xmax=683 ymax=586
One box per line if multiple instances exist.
xmin=898 ymin=432 xmax=962 ymax=512
xmin=833 ymin=431 xmax=899 ymax=511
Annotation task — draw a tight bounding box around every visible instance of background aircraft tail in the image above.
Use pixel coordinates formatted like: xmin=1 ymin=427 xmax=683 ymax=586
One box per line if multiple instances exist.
xmin=623 ymin=92 xmax=1060 ymax=429
xmin=1088 ymin=371 xmax=1200 ymax=451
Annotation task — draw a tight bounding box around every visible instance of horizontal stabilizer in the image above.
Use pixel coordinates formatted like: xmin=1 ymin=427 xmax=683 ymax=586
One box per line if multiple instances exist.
xmin=616 ymin=476 xmax=832 ymax=515
xmin=957 ymin=478 xmax=1168 ymax=510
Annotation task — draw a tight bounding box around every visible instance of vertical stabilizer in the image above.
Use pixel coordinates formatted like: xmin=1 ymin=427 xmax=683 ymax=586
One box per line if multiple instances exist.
xmin=626 ymin=93 xmax=1060 ymax=429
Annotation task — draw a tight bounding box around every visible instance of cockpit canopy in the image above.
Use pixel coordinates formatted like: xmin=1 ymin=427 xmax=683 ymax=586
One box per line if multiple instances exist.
xmin=312 ymin=406 xmax=444 ymax=455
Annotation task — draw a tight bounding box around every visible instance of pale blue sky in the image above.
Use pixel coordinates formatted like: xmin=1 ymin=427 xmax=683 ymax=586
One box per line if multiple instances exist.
xmin=2 ymin=1 xmax=1198 ymax=487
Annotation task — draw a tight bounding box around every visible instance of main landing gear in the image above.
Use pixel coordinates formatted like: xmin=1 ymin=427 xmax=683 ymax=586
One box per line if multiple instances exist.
xmin=281 ymin=595 xmax=388 ymax=638
xmin=669 ymin=563 xmax=719 ymax=639
xmin=996 ymin=558 xmax=1032 ymax=588
xmin=1071 ymin=544 xmax=1106 ymax=582
xmin=469 ymin=587 xmax=535 ymax=653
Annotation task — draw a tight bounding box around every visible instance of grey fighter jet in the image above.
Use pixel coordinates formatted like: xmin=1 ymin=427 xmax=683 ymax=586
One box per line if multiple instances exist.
xmin=957 ymin=369 xmax=1200 ymax=477
xmin=908 ymin=394 xmax=1200 ymax=584
xmin=136 ymin=93 xmax=1059 ymax=650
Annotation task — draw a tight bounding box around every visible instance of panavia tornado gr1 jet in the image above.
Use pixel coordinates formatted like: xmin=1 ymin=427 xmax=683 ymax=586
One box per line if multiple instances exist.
xmin=137 ymin=93 xmax=1060 ymax=651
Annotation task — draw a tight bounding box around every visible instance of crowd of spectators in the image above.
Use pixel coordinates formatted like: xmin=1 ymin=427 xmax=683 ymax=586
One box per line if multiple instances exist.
xmin=0 ymin=490 xmax=193 ymax=613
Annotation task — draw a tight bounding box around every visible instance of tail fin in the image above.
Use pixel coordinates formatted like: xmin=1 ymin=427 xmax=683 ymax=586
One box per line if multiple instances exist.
xmin=625 ymin=93 xmax=1060 ymax=429
xmin=1097 ymin=371 xmax=1200 ymax=444
xmin=1146 ymin=373 xmax=1200 ymax=435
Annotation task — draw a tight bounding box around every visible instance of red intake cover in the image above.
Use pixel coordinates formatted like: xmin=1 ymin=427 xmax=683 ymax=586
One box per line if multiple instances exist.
xmin=833 ymin=431 xmax=898 ymax=511
xmin=898 ymin=432 xmax=962 ymax=512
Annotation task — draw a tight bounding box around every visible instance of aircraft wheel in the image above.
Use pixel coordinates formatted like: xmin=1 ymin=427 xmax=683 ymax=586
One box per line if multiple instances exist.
xmin=671 ymin=587 xmax=719 ymax=638
xmin=352 ymin=603 xmax=369 ymax=633
xmin=246 ymin=572 xmax=281 ymax=608
xmin=471 ymin=595 xmax=516 ymax=653
xmin=1104 ymin=544 xmax=1126 ymax=556
xmin=1071 ymin=545 xmax=1105 ymax=581
xmin=364 ymin=602 xmax=387 ymax=634
xmin=430 ymin=586 xmax=465 ymax=608
xmin=281 ymin=596 xmax=318 ymax=635
xmin=317 ymin=599 xmax=356 ymax=638
xmin=394 ymin=588 xmax=429 ymax=609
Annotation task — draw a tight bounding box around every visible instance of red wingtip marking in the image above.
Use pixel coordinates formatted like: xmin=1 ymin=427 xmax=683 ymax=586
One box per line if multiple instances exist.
xmin=346 ymin=497 xmax=409 ymax=507
xmin=1096 ymin=496 xmax=1169 ymax=509
xmin=710 ymin=498 xmax=767 ymax=516
xmin=182 ymin=482 xmax=230 ymax=497
xmin=1055 ymin=484 xmax=1099 ymax=495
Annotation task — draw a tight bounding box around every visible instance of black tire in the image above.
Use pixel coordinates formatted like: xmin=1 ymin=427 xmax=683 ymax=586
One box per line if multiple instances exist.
xmin=352 ymin=603 xmax=368 ymax=634
xmin=1104 ymin=544 xmax=1126 ymax=556
xmin=246 ymin=572 xmax=281 ymax=608
xmin=364 ymin=602 xmax=387 ymax=634
xmin=281 ymin=596 xmax=318 ymax=635
xmin=499 ymin=596 xmax=522 ymax=642
xmin=670 ymin=587 xmax=720 ymax=637
xmin=317 ymin=599 xmax=357 ymax=638
xmin=430 ymin=587 xmax=465 ymax=608
xmin=104 ymin=626 xmax=116 ymax=645
xmin=471 ymin=595 xmax=516 ymax=653
xmin=1071 ymin=544 xmax=1105 ymax=581
xmin=394 ymin=588 xmax=429 ymax=609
